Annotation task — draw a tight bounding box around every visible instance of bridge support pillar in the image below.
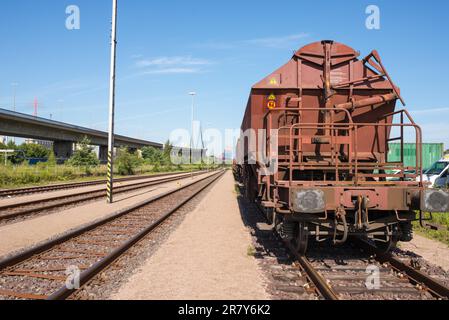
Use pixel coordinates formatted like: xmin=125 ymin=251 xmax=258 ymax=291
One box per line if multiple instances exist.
xmin=53 ymin=141 xmax=73 ymax=159
xmin=99 ymin=145 xmax=108 ymax=164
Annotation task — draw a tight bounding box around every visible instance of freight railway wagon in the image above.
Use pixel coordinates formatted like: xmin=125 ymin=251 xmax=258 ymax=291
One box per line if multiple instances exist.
xmin=236 ymin=40 xmax=449 ymax=253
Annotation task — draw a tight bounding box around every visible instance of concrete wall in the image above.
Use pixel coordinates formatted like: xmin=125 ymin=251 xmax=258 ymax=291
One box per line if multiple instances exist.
xmin=53 ymin=141 xmax=74 ymax=159
xmin=99 ymin=146 xmax=108 ymax=163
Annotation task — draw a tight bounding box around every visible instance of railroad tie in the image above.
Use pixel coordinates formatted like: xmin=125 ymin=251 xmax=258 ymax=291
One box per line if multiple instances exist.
xmin=0 ymin=289 xmax=48 ymax=300
xmin=2 ymin=272 xmax=66 ymax=281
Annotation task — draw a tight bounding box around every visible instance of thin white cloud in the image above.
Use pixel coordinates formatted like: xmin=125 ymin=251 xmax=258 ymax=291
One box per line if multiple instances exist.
xmin=408 ymin=107 xmax=449 ymax=115
xmin=134 ymin=55 xmax=212 ymax=75
xmin=244 ymin=33 xmax=310 ymax=48
xmin=142 ymin=67 xmax=201 ymax=75
xmin=136 ymin=56 xmax=211 ymax=68
xmin=197 ymin=32 xmax=310 ymax=49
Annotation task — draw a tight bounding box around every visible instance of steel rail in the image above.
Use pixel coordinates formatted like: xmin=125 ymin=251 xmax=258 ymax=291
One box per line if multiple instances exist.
xmin=254 ymin=204 xmax=447 ymax=300
xmin=357 ymin=240 xmax=449 ymax=299
xmin=291 ymin=238 xmax=449 ymax=300
xmin=254 ymin=203 xmax=339 ymax=300
xmin=0 ymin=171 xmax=199 ymax=198
xmin=0 ymin=170 xmax=226 ymax=300
xmin=0 ymin=171 xmax=208 ymax=222
xmin=286 ymin=243 xmax=340 ymax=300
xmin=0 ymin=170 xmax=204 ymax=211
xmin=288 ymin=237 xmax=449 ymax=300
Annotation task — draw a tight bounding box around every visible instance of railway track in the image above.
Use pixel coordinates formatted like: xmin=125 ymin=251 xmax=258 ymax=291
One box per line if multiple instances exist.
xmin=0 ymin=171 xmax=199 ymax=198
xmin=0 ymin=171 xmax=208 ymax=224
xmin=290 ymin=241 xmax=449 ymax=300
xmin=246 ymin=194 xmax=449 ymax=301
xmin=0 ymin=170 xmax=225 ymax=300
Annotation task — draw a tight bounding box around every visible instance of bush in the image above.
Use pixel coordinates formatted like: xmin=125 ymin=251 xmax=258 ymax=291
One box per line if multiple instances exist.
xmin=142 ymin=140 xmax=174 ymax=166
xmin=0 ymin=141 xmax=23 ymax=164
xmin=67 ymin=137 xmax=99 ymax=167
xmin=162 ymin=140 xmax=173 ymax=165
xmin=47 ymin=151 xmax=57 ymax=166
xmin=142 ymin=146 xmax=163 ymax=165
xmin=20 ymin=143 xmax=50 ymax=159
xmin=116 ymin=148 xmax=142 ymax=175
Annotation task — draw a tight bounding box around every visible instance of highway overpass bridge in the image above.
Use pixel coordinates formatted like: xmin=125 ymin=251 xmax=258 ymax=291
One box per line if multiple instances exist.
xmin=0 ymin=108 xmax=163 ymax=160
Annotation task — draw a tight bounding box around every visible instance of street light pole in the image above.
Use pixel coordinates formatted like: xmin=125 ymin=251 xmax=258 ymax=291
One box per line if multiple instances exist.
xmin=106 ymin=0 xmax=118 ymax=204
xmin=189 ymin=91 xmax=196 ymax=163
xmin=189 ymin=92 xmax=196 ymax=179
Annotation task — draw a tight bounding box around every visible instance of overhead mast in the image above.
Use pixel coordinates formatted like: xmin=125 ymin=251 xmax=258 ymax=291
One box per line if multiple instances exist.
xmin=106 ymin=0 xmax=118 ymax=204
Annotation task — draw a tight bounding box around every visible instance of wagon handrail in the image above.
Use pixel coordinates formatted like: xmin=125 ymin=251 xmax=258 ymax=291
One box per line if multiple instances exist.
xmin=381 ymin=109 xmax=417 ymax=125
xmin=284 ymin=121 xmax=422 ymax=185
xmin=264 ymin=107 xmax=354 ymax=124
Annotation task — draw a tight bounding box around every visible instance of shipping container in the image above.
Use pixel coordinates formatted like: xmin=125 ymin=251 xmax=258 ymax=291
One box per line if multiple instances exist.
xmin=388 ymin=143 xmax=444 ymax=170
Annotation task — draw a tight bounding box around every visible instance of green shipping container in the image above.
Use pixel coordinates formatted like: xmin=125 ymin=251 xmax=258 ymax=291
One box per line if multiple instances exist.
xmin=388 ymin=143 xmax=444 ymax=170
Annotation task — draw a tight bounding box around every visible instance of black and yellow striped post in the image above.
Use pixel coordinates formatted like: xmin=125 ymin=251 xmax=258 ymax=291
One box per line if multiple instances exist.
xmin=106 ymin=151 xmax=114 ymax=203
xmin=106 ymin=0 xmax=118 ymax=204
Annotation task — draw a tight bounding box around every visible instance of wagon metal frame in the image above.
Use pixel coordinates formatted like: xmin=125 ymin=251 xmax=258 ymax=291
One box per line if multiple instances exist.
xmin=261 ymin=107 xmax=424 ymax=210
xmin=238 ymin=40 xmax=449 ymax=253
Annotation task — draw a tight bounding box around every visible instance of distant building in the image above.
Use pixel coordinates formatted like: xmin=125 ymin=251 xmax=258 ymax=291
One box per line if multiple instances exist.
xmin=0 ymin=136 xmax=6 ymax=144
xmin=25 ymin=139 xmax=53 ymax=150
xmin=221 ymin=151 xmax=233 ymax=164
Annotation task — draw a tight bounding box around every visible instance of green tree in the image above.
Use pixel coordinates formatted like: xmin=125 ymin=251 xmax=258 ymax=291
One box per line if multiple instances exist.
xmin=47 ymin=151 xmax=57 ymax=166
xmin=67 ymin=137 xmax=99 ymax=166
xmin=20 ymin=143 xmax=50 ymax=159
xmin=142 ymin=146 xmax=163 ymax=165
xmin=0 ymin=141 xmax=23 ymax=164
xmin=116 ymin=147 xmax=142 ymax=175
xmin=162 ymin=140 xmax=173 ymax=165
xmin=6 ymin=140 xmax=18 ymax=150
xmin=0 ymin=141 xmax=7 ymax=164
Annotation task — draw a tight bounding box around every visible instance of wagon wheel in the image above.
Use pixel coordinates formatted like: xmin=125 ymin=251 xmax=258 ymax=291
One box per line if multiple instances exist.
xmin=291 ymin=222 xmax=309 ymax=255
xmin=374 ymin=225 xmax=398 ymax=254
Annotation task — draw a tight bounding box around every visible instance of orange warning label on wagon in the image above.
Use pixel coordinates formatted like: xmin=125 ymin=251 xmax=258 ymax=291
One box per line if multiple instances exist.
xmin=267 ymin=100 xmax=276 ymax=109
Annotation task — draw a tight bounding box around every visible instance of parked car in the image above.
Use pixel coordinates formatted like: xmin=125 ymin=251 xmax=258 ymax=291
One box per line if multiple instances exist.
xmin=387 ymin=169 xmax=417 ymax=182
xmin=420 ymin=156 xmax=449 ymax=187
xmin=434 ymin=164 xmax=449 ymax=189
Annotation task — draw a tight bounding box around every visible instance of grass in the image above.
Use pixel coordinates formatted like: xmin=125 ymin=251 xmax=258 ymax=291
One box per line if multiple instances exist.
xmin=0 ymin=163 xmax=217 ymax=189
xmin=413 ymin=212 xmax=449 ymax=246
xmin=247 ymin=245 xmax=256 ymax=257
xmin=234 ymin=184 xmax=241 ymax=196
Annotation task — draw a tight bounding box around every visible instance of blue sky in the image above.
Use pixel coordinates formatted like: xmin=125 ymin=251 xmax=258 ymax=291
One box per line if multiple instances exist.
xmin=0 ymin=0 xmax=448 ymax=149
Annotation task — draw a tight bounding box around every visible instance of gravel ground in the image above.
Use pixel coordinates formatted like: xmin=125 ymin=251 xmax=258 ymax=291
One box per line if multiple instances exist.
xmin=235 ymin=189 xmax=315 ymax=300
xmin=0 ymin=173 xmax=212 ymax=258
xmin=0 ymin=172 xmax=192 ymax=199
xmin=391 ymin=243 xmax=449 ymax=289
xmin=0 ymin=173 xmax=190 ymax=207
xmin=0 ymin=173 xmax=222 ymax=300
xmin=234 ymin=181 xmax=449 ymax=301
xmin=71 ymin=175 xmax=221 ymax=300
xmin=306 ymin=243 xmax=435 ymax=300
xmin=397 ymin=234 xmax=449 ymax=272
xmin=109 ymin=171 xmax=269 ymax=300
xmin=0 ymin=172 xmax=203 ymax=226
